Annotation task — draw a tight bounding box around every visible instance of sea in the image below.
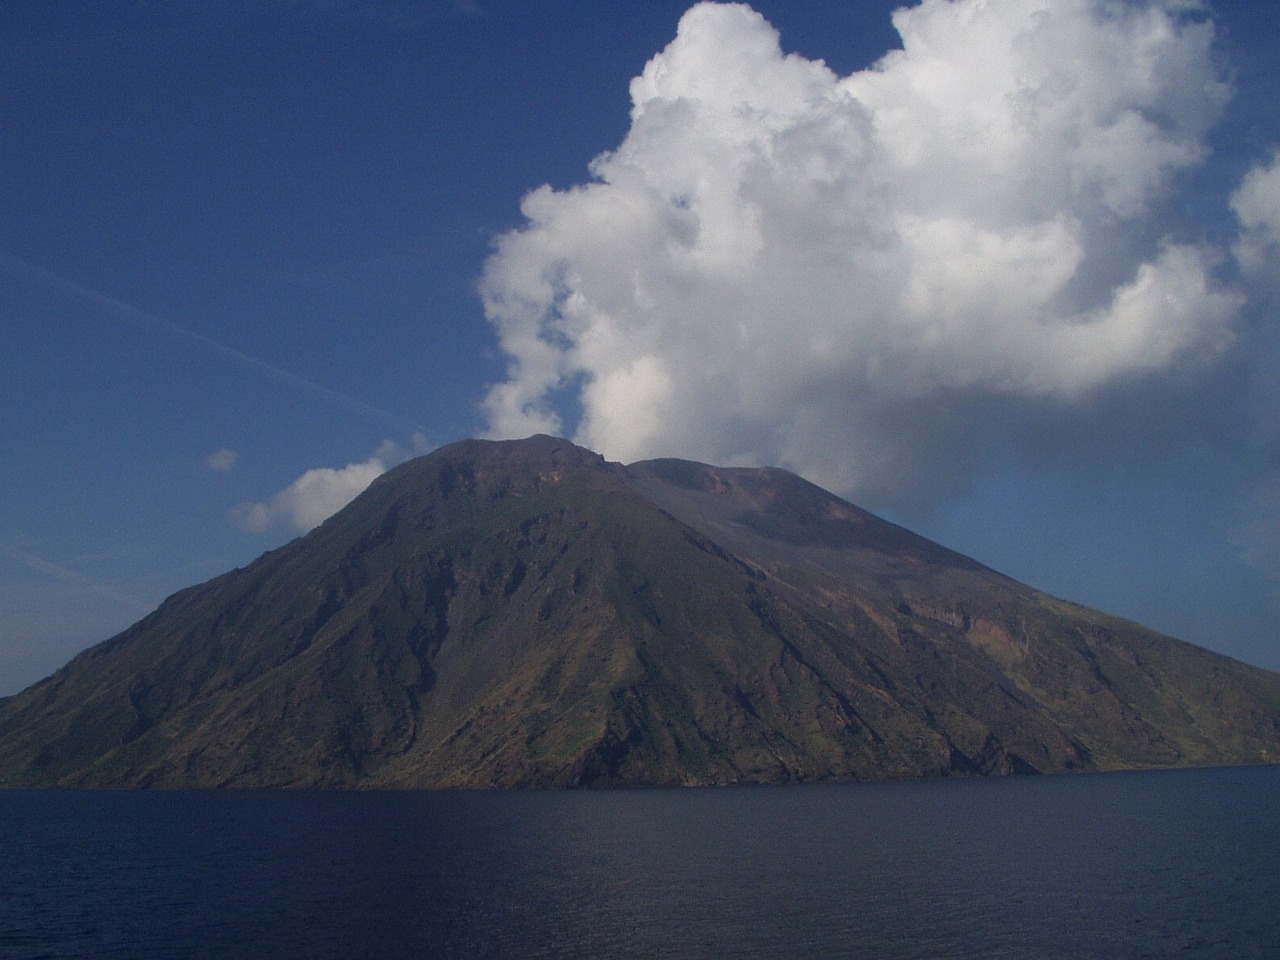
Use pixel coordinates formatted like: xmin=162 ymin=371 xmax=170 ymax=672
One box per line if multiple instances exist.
xmin=2 ymin=765 xmax=1278 ymax=959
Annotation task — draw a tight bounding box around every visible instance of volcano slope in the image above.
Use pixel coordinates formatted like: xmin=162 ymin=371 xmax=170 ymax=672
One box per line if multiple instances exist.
xmin=2 ymin=435 xmax=1278 ymax=788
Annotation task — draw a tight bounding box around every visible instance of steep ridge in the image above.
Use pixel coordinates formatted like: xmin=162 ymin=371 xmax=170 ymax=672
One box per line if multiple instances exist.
xmin=1 ymin=436 xmax=1278 ymax=788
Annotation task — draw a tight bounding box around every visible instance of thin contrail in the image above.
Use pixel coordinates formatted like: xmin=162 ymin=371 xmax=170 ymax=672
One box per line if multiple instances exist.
xmin=1 ymin=251 xmax=428 ymax=435
xmin=0 ymin=541 xmax=154 ymax=614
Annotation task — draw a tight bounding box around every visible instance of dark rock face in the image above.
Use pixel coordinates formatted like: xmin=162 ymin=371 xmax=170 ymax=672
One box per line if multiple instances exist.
xmin=2 ymin=435 xmax=1279 ymax=788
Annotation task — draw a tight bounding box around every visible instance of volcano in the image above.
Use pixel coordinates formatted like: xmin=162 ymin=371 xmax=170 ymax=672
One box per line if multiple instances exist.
xmin=2 ymin=435 xmax=1278 ymax=788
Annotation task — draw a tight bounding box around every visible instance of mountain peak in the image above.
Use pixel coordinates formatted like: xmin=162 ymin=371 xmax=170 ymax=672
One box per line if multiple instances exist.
xmin=2 ymin=436 xmax=1278 ymax=788
xmin=375 ymin=434 xmax=619 ymax=497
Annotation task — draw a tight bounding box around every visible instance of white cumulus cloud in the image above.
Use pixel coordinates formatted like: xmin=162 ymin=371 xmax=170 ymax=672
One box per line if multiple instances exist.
xmin=480 ymin=0 xmax=1243 ymax=505
xmin=1232 ymin=148 xmax=1280 ymax=279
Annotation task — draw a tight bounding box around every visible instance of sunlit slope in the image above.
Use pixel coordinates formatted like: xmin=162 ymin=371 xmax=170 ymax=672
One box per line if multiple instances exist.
xmin=2 ymin=436 xmax=1278 ymax=788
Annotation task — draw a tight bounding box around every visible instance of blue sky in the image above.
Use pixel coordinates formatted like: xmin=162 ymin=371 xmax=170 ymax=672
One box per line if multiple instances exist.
xmin=3 ymin=0 xmax=1280 ymax=696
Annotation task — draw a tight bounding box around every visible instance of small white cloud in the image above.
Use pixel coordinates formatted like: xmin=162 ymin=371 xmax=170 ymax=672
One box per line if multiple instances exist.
xmin=206 ymin=448 xmax=239 ymax=474
xmin=1232 ymin=148 xmax=1280 ymax=279
xmin=231 ymin=455 xmax=388 ymax=534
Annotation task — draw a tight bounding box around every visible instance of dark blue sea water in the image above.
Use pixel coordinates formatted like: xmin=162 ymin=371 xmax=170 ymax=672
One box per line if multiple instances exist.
xmin=3 ymin=765 xmax=1278 ymax=959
